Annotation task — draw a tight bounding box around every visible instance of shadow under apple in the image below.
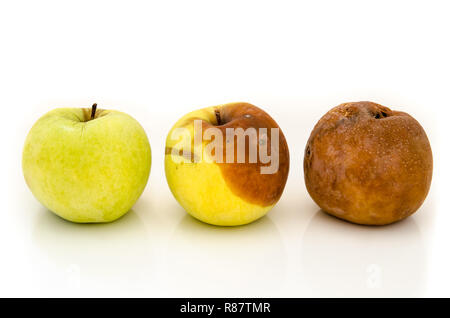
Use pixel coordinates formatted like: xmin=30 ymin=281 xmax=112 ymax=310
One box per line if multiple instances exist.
xmin=300 ymin=210 xmax=426 ymax=297
xmin=164 ymin=215 xmax=286 ymax=297
xmin=31 ymin=208 xmax=154 ymax=296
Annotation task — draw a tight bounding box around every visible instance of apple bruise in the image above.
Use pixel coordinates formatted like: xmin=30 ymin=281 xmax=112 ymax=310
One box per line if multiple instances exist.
xmin=164 ymin=144 xmax=201 ymax=162
xmin=205 ymin=103 xmax=290 ymax=207
xmin=304 ymin=101 xmax=433 ymax=225
xmin=164 ymin=115 xmax=209 ymax=162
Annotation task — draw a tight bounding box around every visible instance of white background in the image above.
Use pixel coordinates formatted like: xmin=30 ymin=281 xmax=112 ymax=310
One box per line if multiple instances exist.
xmin=0 ymin=0 xmax=448 ymax=297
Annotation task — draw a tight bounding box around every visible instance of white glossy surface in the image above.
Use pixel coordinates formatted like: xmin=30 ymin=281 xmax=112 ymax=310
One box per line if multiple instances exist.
xmin=0 ymin=0 xmax=448 ymax=297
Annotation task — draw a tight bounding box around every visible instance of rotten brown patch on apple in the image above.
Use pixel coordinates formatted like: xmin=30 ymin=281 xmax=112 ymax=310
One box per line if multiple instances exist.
xmin=206 ymin=103 xmax=290 ymax=207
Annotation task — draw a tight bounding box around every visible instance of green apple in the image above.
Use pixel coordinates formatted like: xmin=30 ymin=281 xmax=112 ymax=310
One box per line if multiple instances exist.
xmin=165 ymin=102 xmax=290 ymax=226
xmin=22 ymin=104 xmax=151 ymax=223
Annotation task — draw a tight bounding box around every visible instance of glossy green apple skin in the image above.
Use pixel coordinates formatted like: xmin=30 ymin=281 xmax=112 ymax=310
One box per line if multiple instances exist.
xmin=22 ymin=108 xmax=151 ymax=223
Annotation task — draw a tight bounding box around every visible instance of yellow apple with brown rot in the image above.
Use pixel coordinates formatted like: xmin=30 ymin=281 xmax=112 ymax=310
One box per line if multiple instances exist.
xmin=165 ymin=102 xmax=290 ymax=226
xmin=304 ymin=101 xmax=432 ymax=225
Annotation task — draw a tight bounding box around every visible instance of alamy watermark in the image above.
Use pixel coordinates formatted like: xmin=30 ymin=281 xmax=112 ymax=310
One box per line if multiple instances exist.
xmin=168 ymin=120 xmax=280 ymax=174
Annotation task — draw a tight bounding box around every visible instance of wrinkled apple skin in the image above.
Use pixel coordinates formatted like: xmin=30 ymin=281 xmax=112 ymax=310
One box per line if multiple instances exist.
xmin=304 ymin=101 xmax=432 ymax=225
xmin=22 ymin=108 xmax=151 ymax=223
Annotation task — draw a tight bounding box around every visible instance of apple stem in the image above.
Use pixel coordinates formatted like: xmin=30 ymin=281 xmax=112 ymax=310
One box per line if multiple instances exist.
xmin=91 ymin=103 xmax=97 ymax=120
xmin=215 ymin=109 xmax=222 ymax=125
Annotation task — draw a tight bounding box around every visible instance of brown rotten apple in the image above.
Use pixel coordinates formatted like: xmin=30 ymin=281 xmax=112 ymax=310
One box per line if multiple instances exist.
xmin=304 ymin=101 xmax=432 ymax=225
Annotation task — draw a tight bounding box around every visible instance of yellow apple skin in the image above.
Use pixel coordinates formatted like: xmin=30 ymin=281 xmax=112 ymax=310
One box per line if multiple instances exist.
xmin=22 ymin=107 xmax=151 ymax=223
xmin=165 ymin=103 xmax=289 ymax=226
xmin=165 ymin=158 xmax=273 ymax=226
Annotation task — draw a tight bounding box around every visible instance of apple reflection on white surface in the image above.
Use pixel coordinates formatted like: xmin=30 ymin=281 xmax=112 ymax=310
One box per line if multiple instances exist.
xmin=31 ymin=208 xmax=154 ymax=297
xmin=164 ymin=215 xmax=286 ymax=297
xmin=301 ymin=210 xmax=426 ymax=297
